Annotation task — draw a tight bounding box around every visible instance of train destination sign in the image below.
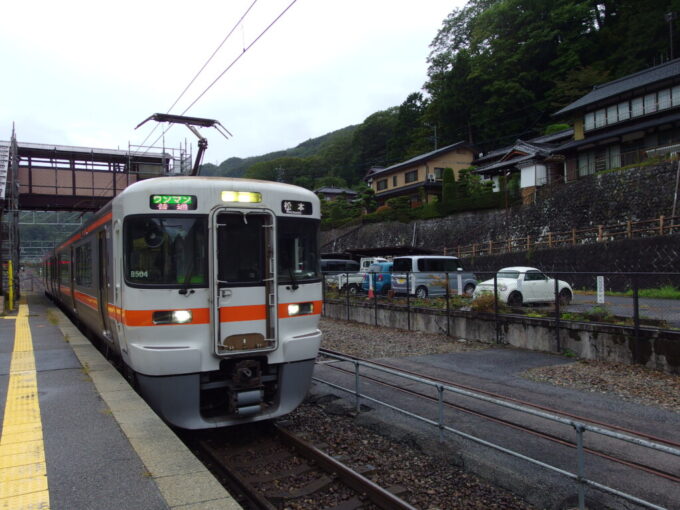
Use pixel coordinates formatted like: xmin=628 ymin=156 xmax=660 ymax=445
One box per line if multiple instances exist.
xmin=281 ymin=200 xmax=312 ymax=215
xmin=149 ymin=194 xmax=198 ymax=210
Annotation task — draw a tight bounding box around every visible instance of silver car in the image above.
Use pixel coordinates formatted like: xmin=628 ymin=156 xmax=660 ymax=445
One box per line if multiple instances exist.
xmin=391 ymin=255 xmax=477 ymax=298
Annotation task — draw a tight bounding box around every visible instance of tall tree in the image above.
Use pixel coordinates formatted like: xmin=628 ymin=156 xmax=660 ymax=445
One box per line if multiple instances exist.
xmin=349 ymin=109 xmax=398 ymax=180
xmin=387 ymin=93 xmax=431 ymax=162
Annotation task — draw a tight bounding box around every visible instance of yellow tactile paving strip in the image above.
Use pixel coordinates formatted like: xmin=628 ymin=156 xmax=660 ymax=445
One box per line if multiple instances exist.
xmin=0 ymin=303 xmax=50 ymax=510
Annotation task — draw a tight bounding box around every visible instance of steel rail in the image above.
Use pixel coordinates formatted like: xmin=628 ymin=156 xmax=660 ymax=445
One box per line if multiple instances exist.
xmin=319 ymin=349 xmax=680 ymax=455
xmin=275 ymin=424 xmax=417 ymax=510
xmin=198 ymin=438 xmax=277 ymax=510
xmin=313 ymin=376 xmax=668 ymax=510
xmin=314 ymin=350 xmax=678 ymax=510
xmin=320 ymin=348 xmax=680 ymax=449
xmin=321 ymin=356 xmax=680 ymax=483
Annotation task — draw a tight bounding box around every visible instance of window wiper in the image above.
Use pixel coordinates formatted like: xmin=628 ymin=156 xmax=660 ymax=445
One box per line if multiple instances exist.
xmin=179 ymin=256 xmax=196 ymax=295
xmin=288 ymin=267 xmax=299 ymax=291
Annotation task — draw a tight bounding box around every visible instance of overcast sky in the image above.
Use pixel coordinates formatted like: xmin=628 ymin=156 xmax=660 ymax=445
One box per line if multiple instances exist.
xmin=1 ymin=0 xmax=465 ymax=165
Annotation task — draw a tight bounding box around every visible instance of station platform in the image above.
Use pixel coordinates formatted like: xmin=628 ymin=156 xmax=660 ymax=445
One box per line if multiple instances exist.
xmin=0 ymin=293 xmax=242 ymax=510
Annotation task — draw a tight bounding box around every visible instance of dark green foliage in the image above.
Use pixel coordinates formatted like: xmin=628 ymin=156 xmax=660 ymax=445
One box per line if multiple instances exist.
xmin=356 ymin=187 xmax=378 ymax=213
xmin=425 ymin=0 xmax=680 ymax=152
xmin=201 ymin=0 xmax=674 ymax=202
xmin=544 ymin=123 xmax=571 ymax=135
xmin=441 ymin=167 xmax=457 ymax=214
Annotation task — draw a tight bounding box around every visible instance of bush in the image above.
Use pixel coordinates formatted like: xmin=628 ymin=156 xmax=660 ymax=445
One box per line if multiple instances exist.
xmin=470 ymin=292 xmax=506 ymax=313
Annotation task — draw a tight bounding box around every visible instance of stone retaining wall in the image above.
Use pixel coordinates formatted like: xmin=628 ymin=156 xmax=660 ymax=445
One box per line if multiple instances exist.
xmin=321 ymin=162 xmax=680 ymax=271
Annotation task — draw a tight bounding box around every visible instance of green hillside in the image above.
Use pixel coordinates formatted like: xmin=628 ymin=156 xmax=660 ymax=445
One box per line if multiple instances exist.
xmin=200 ymin=0 xmax=676 ymax=191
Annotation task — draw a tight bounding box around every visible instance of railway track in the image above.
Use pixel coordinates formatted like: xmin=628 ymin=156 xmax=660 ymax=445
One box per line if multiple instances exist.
xmin=189 ymin=422 xmax=417 ymax=510
xmin=316 ymin=348 xmax=680 ymax=494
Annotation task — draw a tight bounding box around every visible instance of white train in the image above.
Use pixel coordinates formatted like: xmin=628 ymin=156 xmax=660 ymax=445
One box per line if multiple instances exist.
xmin=44 ymin=177 xmax=322 ymax=429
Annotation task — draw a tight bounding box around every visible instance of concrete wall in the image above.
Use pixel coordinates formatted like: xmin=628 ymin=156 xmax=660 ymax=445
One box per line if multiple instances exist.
xmin=323 ymin=301 xmax=680 ymax=374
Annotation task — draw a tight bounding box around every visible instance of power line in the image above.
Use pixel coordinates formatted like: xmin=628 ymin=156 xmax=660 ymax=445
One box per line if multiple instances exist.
xmin=146 ymin=0 xmax=299 ymax=153
xmin=137 ymin=0 xmax=260 ymax=150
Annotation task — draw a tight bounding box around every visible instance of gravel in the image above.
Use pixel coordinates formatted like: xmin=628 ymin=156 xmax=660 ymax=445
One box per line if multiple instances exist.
xmin=283 ymin=317 xmax=680 ymax=509
xmin=318 ymin=317 xmax=489 ymax=359
xmin=286 ymin=318 xmax=532 ymax=509
xmin=523 ymin=359 xmax=680 ymax=413
xmin=286 ymin=399 xmax=533 ymax=510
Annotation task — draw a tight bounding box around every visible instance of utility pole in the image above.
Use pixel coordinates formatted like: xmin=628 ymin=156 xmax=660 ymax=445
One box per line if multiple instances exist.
xmin=666 ymin=12 xmax=677 ymax=60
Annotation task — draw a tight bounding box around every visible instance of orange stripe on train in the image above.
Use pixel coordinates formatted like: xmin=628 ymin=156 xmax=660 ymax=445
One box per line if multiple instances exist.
xmin=122 ymin=308 xmax=211 ymax=327
xmin=82 ymin=301 xmax=322 ymax=327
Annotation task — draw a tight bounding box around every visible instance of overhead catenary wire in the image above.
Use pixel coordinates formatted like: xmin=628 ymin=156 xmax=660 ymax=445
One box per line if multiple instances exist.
xmin=136 ymin=0 xmax=260 ymax=150
xmin=144 ymin=0 xmax=299 ymax=153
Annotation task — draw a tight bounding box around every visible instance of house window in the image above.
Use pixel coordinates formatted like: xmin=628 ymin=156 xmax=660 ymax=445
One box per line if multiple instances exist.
xmin=578 ymin=145 xmax=621 ymax=177
xmin=404 ymin=170 xmax=418 ymax=183
xmin=434 ymin=167 xmax=445 ymax=179
xmin=631 ymin=97 xmax=643 ymax=117
xmin=595 ymin=109 xmax=606 ymax=128
xmin=659 ymin=89 xmax=671 ymax=110
xmin=673 ymin=86 xmax=680 ymax=106
xmin=608 ymin=144 xmax=621 ymax=168
xmin=584 ymin=112 xmax=595 ymax=131
xmin=578 ymin=152 xmax=595 ymax=177
xmin=644 ymin=93 xmax=657 ymax=114
xmin=606 ymin=105 xmax=617 ymax=124
xmin=377 ymin=179 xmax=387 ymax=191
xmin=392 ymin=175 xmax=398 ymax=187
xmin=617 ymin=101 xmax=630 ymax=121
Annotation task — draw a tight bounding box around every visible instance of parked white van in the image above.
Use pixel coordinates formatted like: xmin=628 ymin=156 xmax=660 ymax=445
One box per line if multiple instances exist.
xmin=391 ymin=255 xmax=476 ymax=298
xmin=359 ymin=257 xmax=389 ymax=272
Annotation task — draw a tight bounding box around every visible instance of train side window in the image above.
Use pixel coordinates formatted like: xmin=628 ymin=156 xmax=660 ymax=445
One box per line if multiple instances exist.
xmin=58 ymin=253 xmax=70 ymax=286
xmin=75 ymin=243 xmax=93 ymax=287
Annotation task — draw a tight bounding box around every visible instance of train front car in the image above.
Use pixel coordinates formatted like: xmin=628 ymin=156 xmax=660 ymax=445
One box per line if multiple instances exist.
xmin=119 ymin=177 xmax=322 ymax=429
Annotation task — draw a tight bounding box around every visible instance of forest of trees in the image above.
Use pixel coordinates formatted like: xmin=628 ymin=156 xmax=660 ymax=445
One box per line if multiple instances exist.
xmin=201 ymin=0 xmax=679 ymax=192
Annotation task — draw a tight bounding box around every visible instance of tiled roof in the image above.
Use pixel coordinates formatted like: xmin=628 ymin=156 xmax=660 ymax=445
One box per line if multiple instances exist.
xmin=474 ymin=153 xmax=537 ymax=174
xmin=474 ymin=129 xmax=572 ymax=164
xmin=554 ymin=59 xmax=680 ymax=116
xmin=314 ymin=186 xmax=357 ymax=195
xmin=364 ymin=141 xmax=477 ymax=180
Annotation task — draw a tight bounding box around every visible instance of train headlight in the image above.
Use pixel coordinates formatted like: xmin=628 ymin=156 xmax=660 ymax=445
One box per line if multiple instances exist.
xmin=152 ymin=310 xmax=193 ymax=325
xmin=221 ymin=191 xmax=262 ymax=203
xmin=287 ymin=302 xmax=314 ymax=316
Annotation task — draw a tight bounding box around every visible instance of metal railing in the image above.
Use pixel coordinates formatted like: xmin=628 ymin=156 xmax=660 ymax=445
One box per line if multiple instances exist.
xmin=314 ymin=350 xmax=680 ymax=510
xmin=446 ymin=215 xmax=680 ymax=259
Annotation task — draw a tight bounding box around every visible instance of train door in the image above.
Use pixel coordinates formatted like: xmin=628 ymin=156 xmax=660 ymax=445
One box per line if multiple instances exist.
xmin=212 ymin=210 xmax=276 ymax=354
xmin=97 ymin=230 xmax=112 ymax=339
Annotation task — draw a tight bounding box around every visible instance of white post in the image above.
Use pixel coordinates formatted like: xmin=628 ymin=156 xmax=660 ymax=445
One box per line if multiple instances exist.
xmin=597 ymin=276 xmax=605 ymax=304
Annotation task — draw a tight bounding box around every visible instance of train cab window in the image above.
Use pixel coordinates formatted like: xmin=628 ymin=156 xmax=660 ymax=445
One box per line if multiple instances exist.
xmin=216 ymin=212 xmax=266 ymax=285
xmin=124 ymin=215 xmax=208 ymax=287
xmin=277 ymin=217 xmax=320 ymax=284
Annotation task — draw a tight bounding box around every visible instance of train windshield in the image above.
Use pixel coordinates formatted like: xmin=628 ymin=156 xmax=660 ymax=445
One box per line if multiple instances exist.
xmin=124 ymin=215 xmax=208 ymax=287
xmin=277 ymin=217 xmax=320 ymax=284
